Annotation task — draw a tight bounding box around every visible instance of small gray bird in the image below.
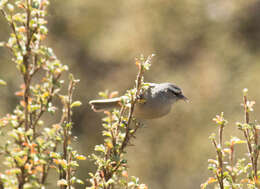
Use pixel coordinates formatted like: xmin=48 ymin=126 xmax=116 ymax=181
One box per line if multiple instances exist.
xmin=89 ymin=83 xmax=188 ymax=119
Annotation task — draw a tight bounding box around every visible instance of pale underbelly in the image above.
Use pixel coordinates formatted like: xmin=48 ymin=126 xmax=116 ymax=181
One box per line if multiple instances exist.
xmin=133 ymin=103 xmax=171 ymax=119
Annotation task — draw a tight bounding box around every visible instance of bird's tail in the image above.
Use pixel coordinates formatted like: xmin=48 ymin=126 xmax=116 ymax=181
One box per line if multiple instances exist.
xmin=89 ymin=97 xmax=121 ymax=112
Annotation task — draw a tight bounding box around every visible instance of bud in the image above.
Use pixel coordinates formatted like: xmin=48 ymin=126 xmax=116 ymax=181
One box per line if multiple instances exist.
xmin=243 ymin=88 xmax=248 ymax=96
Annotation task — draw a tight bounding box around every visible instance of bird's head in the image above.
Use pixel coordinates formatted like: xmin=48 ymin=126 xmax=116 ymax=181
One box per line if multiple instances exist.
xmin=162 ymin=83 xmax=189 ymax=102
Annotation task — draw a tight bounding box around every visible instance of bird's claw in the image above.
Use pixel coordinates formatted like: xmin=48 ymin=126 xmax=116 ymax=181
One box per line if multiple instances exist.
xmin=136 ymin=94 xmax=146 ymax=104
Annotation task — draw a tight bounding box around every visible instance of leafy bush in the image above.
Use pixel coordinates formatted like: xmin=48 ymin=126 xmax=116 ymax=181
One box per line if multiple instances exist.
xmin=0 ymin=0 xmax=85 ymax=188
xmin=202 ymin=89 xmax=260 ymax=189
xmin=0 ymin=1 xmax=150 ymax=188
xmin=86 ymin=55 xmax=153 ymax=189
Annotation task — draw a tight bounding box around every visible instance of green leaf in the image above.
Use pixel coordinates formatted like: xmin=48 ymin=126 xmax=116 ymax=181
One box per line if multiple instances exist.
xmin=0 ymin=79 xmax=7 ymax=86
xmin=76 ymin=179 xmax=84 ymax=185
xmin=98 ymin=90 xmax=109 ymax=98
xmin=106 ymin=178 xmax=115 ymax=185
xmin=13 ymin=13 xmax=26 ymax=23
xmin=102 ymin=131 xmax=112 ymax=137
xmin=50 ymin=152 xmax=61 ymax=158
xmin=17 ymin=64 xmax=26 ymax=74
xmin=76 ymin=155 xmax=87 ymax=160
xmin=66 ymin=122 xmax=72 ymax=128
xmin=39 ymin=25 xmax=48 ymax=34
xmin=94 ymin=144 xmax=106 ymax=153
xmin=71 ymin=101 xmax=82 ymax=108
xmin=208 ymin=133 xmax=216 ymax=140
xmin=69 ymin=161 xmax=79 ymax=167
xmin=243 ymin=88 xmax=248 ymax=96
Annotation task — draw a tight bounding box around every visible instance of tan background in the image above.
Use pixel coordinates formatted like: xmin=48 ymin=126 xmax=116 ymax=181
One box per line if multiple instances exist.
xmin=1 ymin=0 xmax=260 ymax=188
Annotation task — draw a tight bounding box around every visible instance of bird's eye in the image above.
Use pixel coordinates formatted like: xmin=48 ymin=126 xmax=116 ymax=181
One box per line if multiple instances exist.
xmin=169 ymin=89 xmax=181 ymax=95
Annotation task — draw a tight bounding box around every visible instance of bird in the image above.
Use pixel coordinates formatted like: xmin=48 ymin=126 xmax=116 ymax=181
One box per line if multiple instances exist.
xmin=89 ymin=83 xmax=188 ymax=119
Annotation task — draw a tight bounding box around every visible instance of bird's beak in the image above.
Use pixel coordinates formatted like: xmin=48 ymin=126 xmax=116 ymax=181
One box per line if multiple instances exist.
xmin=179 ymin=94 xmax=189 ymax=102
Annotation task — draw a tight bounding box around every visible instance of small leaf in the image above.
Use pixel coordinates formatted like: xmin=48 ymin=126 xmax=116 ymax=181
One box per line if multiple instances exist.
xmin=230 ymin=136 xmax=246 ymax=145
xmin=57 ymin=179 xmax=68 ymax=186
xmin=94 ymin=144 xmax=106 ymax=153
xmin=109 ymin=91 xmax=119 ymax=98
xmin=76 ymin=179 xmax=84 ymax=184
xmin=106 ymin=141 xmax=113 ymax=149
xmin=69 ymin=161 xmax=79 ymax=167
xmin=0 ymin=79 xmax=7 ymax=86
xmin=98 ymin=90 xmax=109 ymax=98
xmin=138 ymin=184 xmax=148 ymax=189
xmin=71 ymin=101 xmax=82 ymax=108
xmin=247 ymin=100 xmax=255 ymax=112
xmin=243 ymin=88 xmax=248 ymax=95
xmin=207 ymin=177 xmax=217 ymax=184
xmin=53 ymin=159 xmax=67 ymax=168
xmin=213 ymin=112 xmax=227 ymax=125
xmin=102 ymin=131 xmax=112 ymax=137
xmin=208 ymin=133 xmax=216 ymax=140
xmin=5 ymin=168 xmax=21 ymax=175
xmin=50 ymin=152 xmax=60 ymax=158
xmin=208 ymin=159 xmax=218 ymax=165
xmin=76 ymin=155 xmax=86 ymax=160
xmin=107 ymin=178 xmax=115 ymax=185
xmin=200 ymin=177 xmax=217 ymax=189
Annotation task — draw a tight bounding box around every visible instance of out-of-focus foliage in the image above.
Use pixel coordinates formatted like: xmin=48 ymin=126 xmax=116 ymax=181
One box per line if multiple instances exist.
xmin=1 ymin=0 xmax=260 ymax=188
xmin=0 ymin=0 xmax=85 ymax=188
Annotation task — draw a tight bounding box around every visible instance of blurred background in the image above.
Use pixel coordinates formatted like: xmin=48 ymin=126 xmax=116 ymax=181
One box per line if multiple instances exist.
xmin=1 ymin=0 xmax=260 ymax=188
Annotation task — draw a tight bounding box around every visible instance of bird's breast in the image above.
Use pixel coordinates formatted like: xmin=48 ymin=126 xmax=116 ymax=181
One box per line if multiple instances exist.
xmin=134 ymin=99 xmax=172 ymax=119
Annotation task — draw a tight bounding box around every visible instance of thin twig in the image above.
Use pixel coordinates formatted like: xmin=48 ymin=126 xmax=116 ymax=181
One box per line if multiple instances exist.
xmin=212 ymin=139 xmax=224 ymax=189
xmin=219 ymin=123 xmax=224 ymax=148
xmin=253 ymin=125 xmax=259 ymax=181
xmin=243 ymin=95 xmax=256 ymax=178
xmin=120 ymin=64 xmax=144 ymax=152
xmin=1 ymin=9 xmax=23 ymax=51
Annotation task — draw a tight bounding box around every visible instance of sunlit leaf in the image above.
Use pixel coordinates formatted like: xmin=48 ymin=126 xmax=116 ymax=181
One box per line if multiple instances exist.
xmin=76 ymin=155 xmax=87 ymax=160
xmin=71 ymin=101 xmax=82 ymax=108
xmin=94 ymin=144 xmax=106 ymax=153
xmin=57 ymin=179 xmax=68 ymax=186
xmin=243 ymin=88 xmax=248 ymax=95
xmin=75 ymin=179 xmax=84 ymax=185
xmin=0 ymin=79 xmax=7 ymax=86
xmin=102 ymin=131 xmax=112 ymax=137
xmin=106 ymin=141 xmax=113 ymax=149
xmin=5 ymin=168 xmax=21 ymax=175
xmin=230 ymin=136 xmax=246 ymax=145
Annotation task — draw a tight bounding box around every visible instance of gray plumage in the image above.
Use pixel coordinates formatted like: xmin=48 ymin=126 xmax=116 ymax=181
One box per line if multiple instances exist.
xmin=89 ymin=83 xmax=188 ymax=119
